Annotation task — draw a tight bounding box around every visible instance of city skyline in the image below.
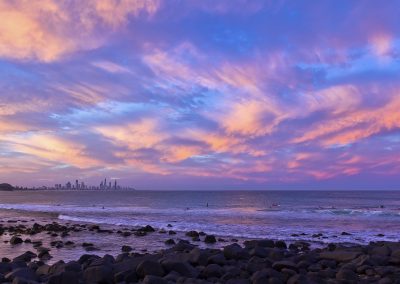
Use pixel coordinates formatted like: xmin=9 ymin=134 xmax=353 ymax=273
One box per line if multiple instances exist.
xmin=1 ymin=1 xmax=400 ymax=190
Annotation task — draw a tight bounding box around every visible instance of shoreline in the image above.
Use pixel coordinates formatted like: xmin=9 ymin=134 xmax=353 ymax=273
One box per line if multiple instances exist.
xmin=1 ymin=220 xmax=400 ymax=283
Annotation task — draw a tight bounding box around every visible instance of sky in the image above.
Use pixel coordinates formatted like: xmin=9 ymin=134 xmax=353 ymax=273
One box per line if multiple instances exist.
xmin=1 ymin=0 xmax=400 ymax=190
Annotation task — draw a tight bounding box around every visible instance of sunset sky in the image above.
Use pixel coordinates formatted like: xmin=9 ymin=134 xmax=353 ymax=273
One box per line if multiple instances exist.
xmin=1 ymin=0 xmax=400 ymax=189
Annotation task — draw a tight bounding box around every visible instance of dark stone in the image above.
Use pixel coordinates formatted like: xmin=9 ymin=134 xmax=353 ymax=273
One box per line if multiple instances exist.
xmin=161 ymin=259 xmax=198 ymax=278
xmin=202 ymin=264 xmax=224 ymax=278
xmin=13 ymin=252 xmax=37 ymax=263
xmin=121 ymin=245 xmax=132 ymax=252
xmin=336 ymin=268 xmax=359 ymax=281
xmin=143 ymin=275 xmax=168 ymax=284
xmin=165 ymin=239 xmax=176 ymax=245
xmin=341 ymin=231 xmax=352 ymax=236
xmin=319 ymin=250 xmax=361 ymax=262
xmin=275 ymin=240 xmax=287 ymax=249
xmin=204 ymin=235 xmax=217 ymax=244
xmin=250 ymin=246 xmax=269 ymax=258
xmin=189 ymin=248 xmax=210 ymax=266
xmin=223 ymin=243 xmax=248 ymax=260
xmin=48 ymin=271 xmax=80 ymax=284
xmin=83 ymin=265 xmax=113 ymax=284
xmin=5 ymin=268 xmax=39 ymax=282
xmin=272 ymin=261 xmax=298 ymax=272
xmin=0 ymin=262 xmax=12 ymax=274
xmin=134 ymin=230 xmax=147 ymax=236
xmin=35 ymin=265 xmax=50 ymax=276
xmin=186 ymin=231 xmax=200 ymax=238
xmin=141 ymin=225 xmax=155 ymax=232
xmin=168 ymin=230 xmax=176 ymax=235
xmin=207 ymin=253 xmax=226 ymax=265
xmin=10 ymin=236 xmax=23 ymax=245
xmin=136 ymin=260 xmax=164 ymax=277
xmin=173 ymin=240 xmax=195 ymax=251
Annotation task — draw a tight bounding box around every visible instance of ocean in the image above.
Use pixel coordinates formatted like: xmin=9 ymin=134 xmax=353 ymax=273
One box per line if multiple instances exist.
xmin=1 ymin=190 xmax=399 ymax=245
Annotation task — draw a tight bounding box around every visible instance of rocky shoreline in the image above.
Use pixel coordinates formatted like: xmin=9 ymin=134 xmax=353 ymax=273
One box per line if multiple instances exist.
xmin=1 ymin=221 xmax=400 ymax=283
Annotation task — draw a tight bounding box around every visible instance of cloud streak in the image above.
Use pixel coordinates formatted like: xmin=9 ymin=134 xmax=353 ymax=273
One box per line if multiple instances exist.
xmin=1 ymin=1 xmax=400 ymax=189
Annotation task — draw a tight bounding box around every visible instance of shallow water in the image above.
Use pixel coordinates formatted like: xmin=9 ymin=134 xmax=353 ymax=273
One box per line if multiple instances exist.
xmin=1 ymin=190 xmax=399 ymax=246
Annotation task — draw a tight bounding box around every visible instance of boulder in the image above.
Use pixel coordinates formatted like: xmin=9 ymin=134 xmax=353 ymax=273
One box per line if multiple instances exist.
xmin=202 ymin=264 xmax=224 ymax=278
xmin=173 ymin=240 xmax=196 ymax=252
xmin=336 ymin=268 xmax=358 ymax=281
xmin=5 ymin=268 xmax=39 ymax=282
xmin=47 ymin=271 xmax=80 ymax=284
xmin=143 ymin=275 xmax=168 ymax=284
xmin=186 ymin=231 xmax=200 ymax=238
xmin=13 ymin=252 xmax=37 ymax=263
xmin=319 ymin=250 xmax=361 ymax=262
xmin=272 ymin=261 xmax=298 ymax=272
xmin=10 ymin=236 xmax=23 ymax=245
xmin=165 ymin=239 xmax=176 ymax=245
xmin=161 ymin=259 xmax=198 ymax=278
xmin=204 ymin=235 xmax=217 ymax=244
xmin=35 ymin=265 xmax=50 ymax=276
xmin=207 ymin=253 xmax=227 ymax=265
xmin=83 ymin=265 xmax=113 ymax=284
xmin=121 ymin=245 xmax=132 ymax=252
xmin=136 ymin=260 xmax=164 ymax=277
xmin=275 ymin=240 xmax=287 ymax=249
xmin=223 ymin=243 xmax=248 ymax=260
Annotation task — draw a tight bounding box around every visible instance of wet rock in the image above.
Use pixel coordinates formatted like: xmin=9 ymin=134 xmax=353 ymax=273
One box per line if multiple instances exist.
xmin=0 ymin=262 xmax=12 ymax=274
xmin=186 ymin=231 xmax=200 ymax=238
xmin=161 ymin=259 xmax=198 ymax=278
xmin=141 ymin=225 xmax=156 ymax=232
xmin=223 ymin=243 xmax=249 ymax=260
xmin=204 ymin=235 xmax=217 ymax=244
xmin=341 ymin=231 xmax=352 ymax=236
xmin=164 ymin=271 xmax=180 ymax=282
xmin=48 ymin=271 xmax=80 ymax=284
xmin=143 ymin=275 xmax=168 ymax=284
xmin=35 ymin=265 xmax=50 ymax=276
xmin=251 ymin=268 xmax=283 ymax=284
xmin=272 ymin=261 xmax=298 ymax=272
xmin=371 ymin=245 xmax=391 ymax=256
xmin=249 ymin=246 xmax=269 ymax=258
xmin=207 ymin=253 xmax=226 ymax=265
xmin=11 ymin=277 xmax=39 ymax=284
xmin=121 ymin=231 xmax=132 ymax=237
xmin=13 ymin=252 xmax=37 ymax=263
xmin=169 ymin=230 xmax=177 ymax=235
xmin=121 ymin=245 xmax=132 ymax=252
xmin=136 ymin=260 xmax=164 ymax=277
xmin=10 ymin=236 xmax=23 ymax=245
xmin=319 ymin=250 xmax=361 ymax=262
xmin=173 ymin=240 xmax=196 ymax=252
xmin=83 ymin=265 xmax=113 ymax=284
xmin=188 ymin=248 xmax=210 ymax=266
xmin=202 ymin=264 xmax=224 ymax=278
xmin=134 ymin=230 xmax=147 ymax=236
xmin=275 ymin=240 xmax=287 ymax=249
xmin=165 ymin=239 xmax=176 ymax=245
xmin=336 ymin=268 xmax=358 ymax=281
xmin=5 ymin=268 xmax=39 ymax=282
